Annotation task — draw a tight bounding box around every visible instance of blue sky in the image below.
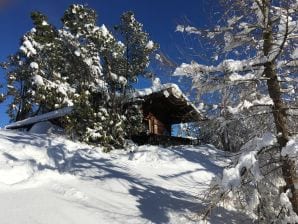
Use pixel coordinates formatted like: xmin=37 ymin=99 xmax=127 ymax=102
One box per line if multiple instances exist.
xmin=0 ymin=0 xmax=219 ymax=127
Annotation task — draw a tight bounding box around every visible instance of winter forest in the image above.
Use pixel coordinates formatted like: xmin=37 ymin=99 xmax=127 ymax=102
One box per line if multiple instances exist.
xmin=0 ymin=0 xmax=297 ymax=223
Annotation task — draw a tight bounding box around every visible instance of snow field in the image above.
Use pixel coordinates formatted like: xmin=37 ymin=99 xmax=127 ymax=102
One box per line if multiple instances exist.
xmin=0 ymin=128 xmax=240 ymax=223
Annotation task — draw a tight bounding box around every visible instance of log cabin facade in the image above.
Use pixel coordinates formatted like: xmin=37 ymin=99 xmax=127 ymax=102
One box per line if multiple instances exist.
xmin=145 ymin=112 xmax=171 ymax=136
xmin=132 ymin=84 xmax=204 ymax=145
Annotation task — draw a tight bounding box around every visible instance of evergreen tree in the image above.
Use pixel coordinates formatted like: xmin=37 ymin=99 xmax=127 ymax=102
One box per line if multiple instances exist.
xmin=28 ymin=12 xmax=74 ymax=113
xmin=1 ymin=4 xmax=158 ymax=151
xmin=113 ymin=11 xmax=158 ymax=139
xmin=115 ymin=11 xmax=158 ymax=87
xmin=60 ymin=5 xmax=113 ymax=149
xmin=123 ymin=101 xmax=145 ymax=139
xmin=3 ymin=11 xmax=75 ymax=121
xmin=5 ymin=34 xmax=38 ymax=121
xmin=60 ymin=5 xmax=158 ymax=150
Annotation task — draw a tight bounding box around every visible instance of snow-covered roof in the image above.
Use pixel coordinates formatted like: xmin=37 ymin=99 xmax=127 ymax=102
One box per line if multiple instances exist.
xmin=5 ymin=107 xmax=73 ymax=130
xmin=133 ymin=83 xmax=194 ymax=105
xmin=133 ymin=83 xmax=180 ymax=98
xmin=133 ymin=83 xmax=204 ymax=123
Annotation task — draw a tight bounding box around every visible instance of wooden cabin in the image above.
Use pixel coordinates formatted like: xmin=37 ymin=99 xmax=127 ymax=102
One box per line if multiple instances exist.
xmin=131 ymin=84 xmax=204 ymax=145
xmin=6 ymin=83 xmax=203 ymax=145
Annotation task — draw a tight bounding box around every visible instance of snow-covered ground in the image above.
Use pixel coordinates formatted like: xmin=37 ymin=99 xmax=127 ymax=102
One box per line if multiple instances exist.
xmin=0 ymin=127 xmax=250 ymax=224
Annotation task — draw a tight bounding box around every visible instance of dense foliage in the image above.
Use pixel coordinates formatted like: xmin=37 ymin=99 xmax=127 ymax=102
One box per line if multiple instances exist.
xmin=1 ymin=4 xmax=158 ymax=151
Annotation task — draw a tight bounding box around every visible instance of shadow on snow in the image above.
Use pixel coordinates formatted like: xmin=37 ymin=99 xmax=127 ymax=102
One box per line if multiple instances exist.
xmin=1 ymin=131 xmax=251 ymax=223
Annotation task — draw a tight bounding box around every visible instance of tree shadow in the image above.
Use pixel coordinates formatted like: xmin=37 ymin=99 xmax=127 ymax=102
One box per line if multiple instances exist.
xmin=52 ymin=149 xmax=251 ymax=223
xmin=1 ymin=131 xmax=252 ymax=223
xmin=0 ymin=130 xmax=48 ymax=147
xmin=159 ymin=167 xmax=206 ymax=179
xmin=62 ymin=151 xmax=199 ymax=223
xmin=169 ymin=145 xmax=223 ymax=175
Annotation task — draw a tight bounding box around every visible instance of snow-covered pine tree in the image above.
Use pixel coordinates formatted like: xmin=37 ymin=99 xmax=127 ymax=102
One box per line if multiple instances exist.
xmin=113 ymin=11 xmax=158 ymax=138
xmin=60 ymin=5 xmax=158 ymax=150
xmin=123 ymin=101 xmax=145 ymax=139
xmin=2 ymin=11 xmax=75 ymax=122
xmin=83 ymin=10 xmax=158 ymax=146
xmin=4 ymin=30 xmax=40 ymax=121
xmin=59 ymin=5 xmax=114 ymax=149
xmin=28 ymin=12 xmax=75 ymax=113
xmin=174 ymin=0 xmax=298 ymax=222
xmin=1 ymin=4 xmax=158 ymax=151
xmin=115 ymin=11 xmax=158 ymax=86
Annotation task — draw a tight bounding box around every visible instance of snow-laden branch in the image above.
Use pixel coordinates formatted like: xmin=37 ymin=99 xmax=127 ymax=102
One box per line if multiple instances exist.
xmin=173 ymin=58 xmax=267 ymax=79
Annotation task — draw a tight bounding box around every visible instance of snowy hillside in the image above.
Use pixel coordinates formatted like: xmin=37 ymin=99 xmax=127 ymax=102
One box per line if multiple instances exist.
xmin=0 ymin=128 xmax=249 ymax=224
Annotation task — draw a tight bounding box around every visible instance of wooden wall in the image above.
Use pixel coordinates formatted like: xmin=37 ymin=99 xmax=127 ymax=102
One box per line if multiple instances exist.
xmin=145 ymin=113 xmax=170 ymax=136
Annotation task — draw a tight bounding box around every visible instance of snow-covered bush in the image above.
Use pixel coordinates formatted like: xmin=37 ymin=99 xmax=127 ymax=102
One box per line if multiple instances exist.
xmin=201 ymin=134 xmax=298 ymax=223
xmin=198 ymin=107 xmax=275 ymax=152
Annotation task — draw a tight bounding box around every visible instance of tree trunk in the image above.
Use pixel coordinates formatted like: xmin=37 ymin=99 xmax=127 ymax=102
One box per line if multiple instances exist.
xmin=263 ymin=24 xmax=298 ymax=213
xmin=264 ymin=61 xmax=298 ymax=212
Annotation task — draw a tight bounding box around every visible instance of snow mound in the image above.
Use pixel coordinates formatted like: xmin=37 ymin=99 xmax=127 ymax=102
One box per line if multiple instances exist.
xmin=29 ymin=121 xmax=64 ymax=134
xmin=0 ymin=160 xmax=35 ymax=185
xmin=221 ymin=133 xmax=276 ymax=191
xmin=129 ymin=145 xmax=182 ymax=163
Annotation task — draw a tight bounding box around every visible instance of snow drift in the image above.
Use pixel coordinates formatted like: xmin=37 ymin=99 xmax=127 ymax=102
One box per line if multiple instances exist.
xmin=0 ymin=128 xmax=248 ymax=223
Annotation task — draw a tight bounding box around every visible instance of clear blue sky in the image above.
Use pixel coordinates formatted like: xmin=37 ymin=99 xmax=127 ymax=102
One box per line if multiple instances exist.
xmin=0 ymin=0 xmax=219 ymax=127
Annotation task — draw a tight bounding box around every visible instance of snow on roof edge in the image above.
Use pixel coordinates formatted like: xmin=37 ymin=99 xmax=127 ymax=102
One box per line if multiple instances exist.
xmin=133 ymin=83 xmax=203 ymax=119
xmin=5 ymin=106 xmax=73 ymax=129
